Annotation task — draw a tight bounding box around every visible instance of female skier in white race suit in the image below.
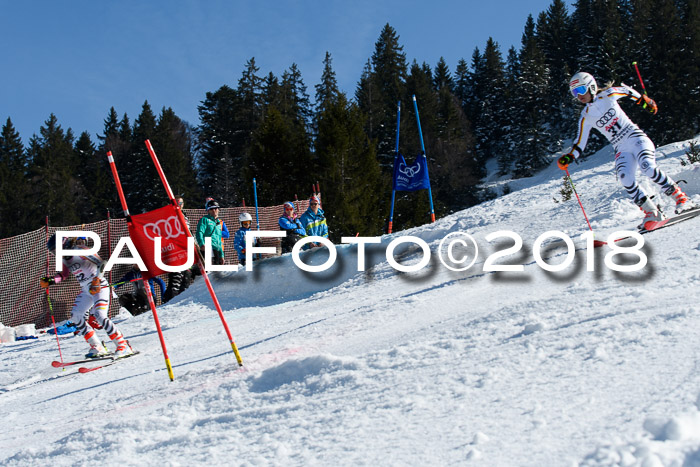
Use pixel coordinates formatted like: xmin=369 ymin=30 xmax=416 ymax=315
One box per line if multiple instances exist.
xmin=557 ymin=72 xmax=695 ymax=229
xmin=40 ymin=234 xmax=133 ymax=358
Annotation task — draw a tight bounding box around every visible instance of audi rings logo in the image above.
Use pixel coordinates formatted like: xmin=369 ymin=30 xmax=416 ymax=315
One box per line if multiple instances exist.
xmin=399 ymin=161 xmax=421 ymax=178
xmin=143 ymin=216 xmax=185 ymax=241
xmin=596 ymin=109 xmax=616 ymax=128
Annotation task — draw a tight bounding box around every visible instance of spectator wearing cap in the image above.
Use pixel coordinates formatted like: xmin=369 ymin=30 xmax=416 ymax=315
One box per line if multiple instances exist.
xmin=299 ymin=195 xmax=328 ymax=248
xmin=278 ymin=201 xmax=307 ymax=254
xmin=196 ymin=198 xmax=228 ymax=265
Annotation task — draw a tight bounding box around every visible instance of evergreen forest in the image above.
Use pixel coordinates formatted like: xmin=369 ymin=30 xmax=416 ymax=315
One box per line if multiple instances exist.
xmin=2 ymin=0 xmax=700 ymax=241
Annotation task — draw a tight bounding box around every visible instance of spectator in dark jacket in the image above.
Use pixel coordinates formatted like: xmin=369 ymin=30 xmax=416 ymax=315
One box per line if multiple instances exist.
xmin=116 ymin=265 xmax=166 ymax=316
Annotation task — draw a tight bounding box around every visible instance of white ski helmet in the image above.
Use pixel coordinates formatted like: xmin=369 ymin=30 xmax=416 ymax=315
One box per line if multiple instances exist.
xmin=239 ymin=212 xmax=253 ymax=226
xmin=569 ymin=72 xmax=597 ymax=97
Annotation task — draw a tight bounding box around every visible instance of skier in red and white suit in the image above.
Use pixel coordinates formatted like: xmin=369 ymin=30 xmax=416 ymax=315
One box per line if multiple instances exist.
xmin=557 ymin=72 xmax=695 ymax=230
xmin=41 ymin=234 xmax=133 ymax=358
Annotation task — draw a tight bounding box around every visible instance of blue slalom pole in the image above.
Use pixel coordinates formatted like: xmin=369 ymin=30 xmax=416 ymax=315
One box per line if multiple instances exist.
xmin=253 ymin=178 xmax=260 ymax=231
xmin=253 ymin=178 xmax=261 ymax=259
xmin=412 ymin=95 xmax=436 ymax=223
xmin=388 ymin=101 xmax=400 ymax=234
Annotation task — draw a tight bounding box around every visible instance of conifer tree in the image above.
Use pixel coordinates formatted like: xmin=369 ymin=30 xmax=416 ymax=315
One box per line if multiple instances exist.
xmin=366 ymin=23 xmax=408 ymax=167
xmin=235 ymin=57 xmax=264 ymax=195
xmin=97 ymin=108 xmax=132 ymax=216
xmin=315 ymin=94 xmax=382 ymax=238
xmin=678 ymin=0 xmax=700 ymax=135
xmin=261 ymin=72 xmax=282 ymax=109
xmin=470 ymin=38 xmax=508 ymax=166
xmin=128 ymin=101 xmax=160 ymax=212
xmin=432 ymin=71 xmax=479 ymax=210
xmin=536 ymin=0 xmax=576 ymax=138
xmin=315 ymin=52 xmax=340 ymax=117
xmin=355 ymin=59 xmax=380 ymax=144
xmin=280 ymin=64 xmax=312 ymax=127
xmin=74 ymin=131 xmax=112 ymax=222
xmin=246 ymin=106 xmax=312 ymax=204
xmin=514 ymin=15 xmax=554 ymax=177
xmin=500 ymin=46 xmax=521 ymax=174
xmin=453 ymin=58 xmax=471 ymax=112
xmin=28 ymin=114 xmax=80 ymax=227
xmin=237 ymin=57 xmax=263 ymax=134
xmin=247 ymin=66 xmax=313 ymax=204
xmin=153 ymin=108 xmax=200 ymax=205
xmin=433 ymin=57 xmax=453 ymax=92
xmin=635 ymin=0 xmax=686 ymax=142
xmin=0 ymin=118 xmax=31 ymax=237
xmin=197 ymin=85 xmax=246 ymax=206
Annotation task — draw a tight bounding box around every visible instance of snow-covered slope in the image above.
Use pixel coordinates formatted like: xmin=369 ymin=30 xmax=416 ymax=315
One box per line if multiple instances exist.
xmin=1 ymin=139 xmax=700 ymax=466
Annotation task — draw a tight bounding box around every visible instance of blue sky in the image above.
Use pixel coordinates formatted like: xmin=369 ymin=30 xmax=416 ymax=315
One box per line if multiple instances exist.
xmin=1 ymin=1 xmax=573 ymax=144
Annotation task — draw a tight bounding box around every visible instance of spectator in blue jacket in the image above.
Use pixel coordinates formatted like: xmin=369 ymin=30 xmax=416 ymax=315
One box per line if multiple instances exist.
xmin=116 ymin=265 xmax=166 ymax=316
xmin=299 ymin=195 xmax=329 ymax=248
xmin=233 ymin=212 xmax=260 ymax=265
xmin=278 ymin=201 xmax=307 ymax=254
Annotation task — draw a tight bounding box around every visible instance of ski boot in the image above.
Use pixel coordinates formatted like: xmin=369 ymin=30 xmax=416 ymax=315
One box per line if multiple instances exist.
xmin=84 ymin=331 xmax=110 ymax=358
xmin=637 ymin=196 xmax=665 ymax=230
xmin=111 ymin=332 xmax=134 ymax=358
xmin=665 ymin=183 xmax=696 ymax=214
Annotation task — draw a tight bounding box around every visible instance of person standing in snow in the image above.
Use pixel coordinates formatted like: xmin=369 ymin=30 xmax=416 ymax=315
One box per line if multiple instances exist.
xmin=557 ymin=72 xmax=695 ymax=229
xmin=299 ymin=195 xmax=328 ymax=248
xmin=278 ymin=201 xmax=307 ymax=254
xmin=116 ymin=265 xmax=166 ymax=315
xmin=233 ymin=212 xmax=260 ymax=265
xmin=196 ymin=198 xmax=229 ymax=265
xmin=40 ymin=235 xmax=133 ymax=358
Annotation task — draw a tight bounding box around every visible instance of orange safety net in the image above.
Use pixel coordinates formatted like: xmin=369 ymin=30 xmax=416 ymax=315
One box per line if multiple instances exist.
xmin=0 ymin=201 xmax=309 ymax=328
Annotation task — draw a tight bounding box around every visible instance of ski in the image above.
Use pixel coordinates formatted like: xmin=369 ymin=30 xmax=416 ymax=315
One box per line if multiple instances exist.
xmin=51 ymin=354 xmax=114 ymax=368
xmin=593 ymin=207 xmax=700 ymax=247
xmin=639 ymin=206 xmax=700 ymax=234
xmin=78 ymin=351 xmax=140 ymax=373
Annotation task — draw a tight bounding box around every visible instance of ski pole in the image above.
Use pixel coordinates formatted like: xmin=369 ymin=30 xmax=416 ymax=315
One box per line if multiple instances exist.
xmin=97 ymin=277 xmax=140 ymax=291
xmin=294 ymin=194 xmax=300 ymax=216
xmin=565 ymin=168 xmax=593 ymax=232
xmin=46 ymin=290 xmax=64 ymax=365
xmin=632 ymin=62 xmax=649 ymax=109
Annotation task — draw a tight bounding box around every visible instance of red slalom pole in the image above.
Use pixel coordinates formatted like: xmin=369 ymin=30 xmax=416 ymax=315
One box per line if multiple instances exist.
xmin=107 ymin=151 xmax=175 ymax=381
xmin=632 ymin=61 xmax=649 ymax=110
xmin=632 ymin=62 xmax=648 ymax=95
xmin=144 ymin=140 xmax=243 ymax=367
xmin=566 ymin=168 xmax=593 ymax=232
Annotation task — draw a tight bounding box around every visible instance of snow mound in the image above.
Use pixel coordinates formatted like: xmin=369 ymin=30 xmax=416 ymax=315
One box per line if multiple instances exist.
xmin=249 ymin=354 xmax=360 ymax=393
xmin=581 ymin=408 xmax=700 ymax=466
